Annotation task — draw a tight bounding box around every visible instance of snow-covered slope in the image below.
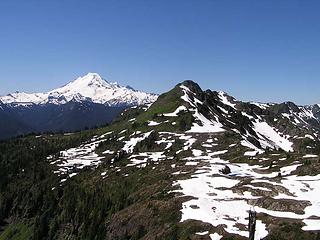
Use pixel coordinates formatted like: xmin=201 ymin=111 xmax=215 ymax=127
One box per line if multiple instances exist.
xmin=156 ymin=81 xmax=316 ymax=154
xmin=45 ymin=81 xmax=320 ymax=239
xmin=1 ymin=73 xmax=158 ymax=107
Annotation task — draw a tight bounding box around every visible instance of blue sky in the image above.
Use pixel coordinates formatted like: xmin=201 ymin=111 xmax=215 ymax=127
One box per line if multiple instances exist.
xmin=0 ymin=0 xmax=319 ymax=104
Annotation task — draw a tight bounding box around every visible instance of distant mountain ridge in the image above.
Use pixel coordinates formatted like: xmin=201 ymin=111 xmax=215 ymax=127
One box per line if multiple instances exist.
xmin=1 ymin=72 xmax=158 ymax=107
xmin=0 ymin=73 xmax=158 ymax=139
xmin=0 ymin=75 xmax=319 ymax=141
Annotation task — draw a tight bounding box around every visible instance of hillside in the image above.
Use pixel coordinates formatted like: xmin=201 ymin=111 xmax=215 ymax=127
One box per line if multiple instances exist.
xmin=0 ymin=80 xmax=320 ymax=240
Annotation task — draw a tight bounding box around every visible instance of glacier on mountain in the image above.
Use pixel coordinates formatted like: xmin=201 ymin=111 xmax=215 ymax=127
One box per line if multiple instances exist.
xmin=1 ymin=73 xmax=158 ymax=107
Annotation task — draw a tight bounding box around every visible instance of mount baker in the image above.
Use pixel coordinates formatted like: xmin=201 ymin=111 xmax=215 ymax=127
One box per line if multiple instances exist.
xmin=0 ymin=73 xmax=158 ymax=139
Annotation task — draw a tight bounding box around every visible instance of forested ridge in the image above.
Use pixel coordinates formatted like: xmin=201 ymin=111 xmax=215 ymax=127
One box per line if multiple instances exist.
xmin=0 ymin=130 xmax=182 ymax=240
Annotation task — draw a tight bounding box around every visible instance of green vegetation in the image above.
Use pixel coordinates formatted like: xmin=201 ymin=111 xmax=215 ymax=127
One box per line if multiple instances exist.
xmin=0 ymin=126 xmax=184 ymax=239
xmin=135 ymin=85 xmax=183 ymax=124
xmin=0 ymin=222 xmax=32 ymax=240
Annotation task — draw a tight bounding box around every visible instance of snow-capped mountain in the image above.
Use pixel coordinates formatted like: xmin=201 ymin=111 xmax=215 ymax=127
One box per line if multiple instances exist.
xmin=1 ymin=73 xmax=158 ymax=107
xmin=0 ymin=73 xmax=158 ymax=139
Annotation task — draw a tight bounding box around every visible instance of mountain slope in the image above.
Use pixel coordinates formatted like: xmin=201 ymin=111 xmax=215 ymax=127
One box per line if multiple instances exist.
xmin=11 ymin=101 xmax=126 ymax=133
xmin=0 ymin=101 xmax=34 ymax=138
xmin=1 ymin=80 xmax=320 ymax=240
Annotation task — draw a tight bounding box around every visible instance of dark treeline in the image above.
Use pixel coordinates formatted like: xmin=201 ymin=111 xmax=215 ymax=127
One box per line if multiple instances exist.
xmin=0 ymin=131 xmax=127 ymax=239
xmin=0 ymin=131 xmax=180 ymax=240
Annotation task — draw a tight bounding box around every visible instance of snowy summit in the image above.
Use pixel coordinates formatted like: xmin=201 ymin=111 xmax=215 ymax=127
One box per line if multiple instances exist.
xmin=0 ymin=73 xmax=158 ymax=107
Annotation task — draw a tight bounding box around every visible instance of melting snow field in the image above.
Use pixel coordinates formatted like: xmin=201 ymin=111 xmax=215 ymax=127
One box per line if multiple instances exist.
xmin=122 ymin=131 xmax=153 ymax=153
xmin=42 ymin=81 xmax=320 ymax=239
xmin=48 ymin=126 xmax=320 ymax=239
xmin=240 ymin=111 xmax=294 ymax=153
xmin=45 ymin=82 xmax=319 ymax=238
xmin=173 ymin=150 xmax=320 ymax=239
xmin=49 ymin=133 xmax=113 ymax=177
xmin=252 ymin=120 xmax=293 ymax=152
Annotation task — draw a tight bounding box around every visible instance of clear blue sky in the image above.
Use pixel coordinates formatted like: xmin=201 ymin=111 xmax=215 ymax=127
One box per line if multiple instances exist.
xmin=0 ymin=0 xmax=319 ymax=104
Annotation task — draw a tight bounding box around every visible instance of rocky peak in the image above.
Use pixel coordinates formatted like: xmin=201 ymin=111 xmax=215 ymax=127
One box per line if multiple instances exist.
xmin=179 ymin=80 xmax=203 ymax=96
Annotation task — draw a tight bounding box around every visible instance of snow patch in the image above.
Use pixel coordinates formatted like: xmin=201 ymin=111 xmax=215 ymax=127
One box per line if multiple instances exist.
xmin=122 ymin=131 xmax=153 ymax=153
